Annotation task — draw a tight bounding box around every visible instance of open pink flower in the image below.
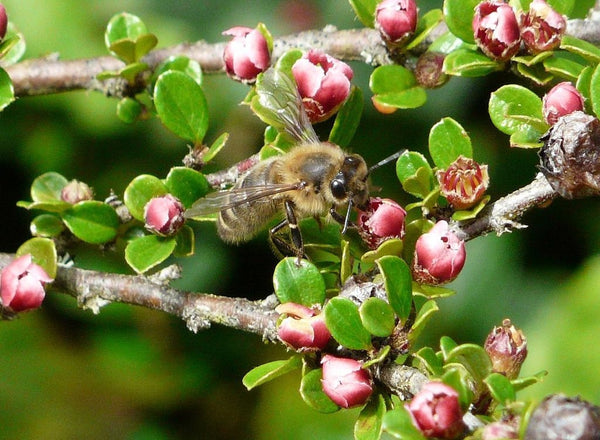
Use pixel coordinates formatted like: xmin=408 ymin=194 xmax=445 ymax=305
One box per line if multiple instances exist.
xmin=520 ymin=0 xmax=566 ymax=54
xmin=1 ymin=254 xmax=52 ymax=312
xmin=473 ymin=1 xmax=521 ymax=61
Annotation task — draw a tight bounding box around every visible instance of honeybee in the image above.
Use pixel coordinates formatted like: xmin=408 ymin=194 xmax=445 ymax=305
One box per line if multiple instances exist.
xmin=184 ymin=68 xmax=374 ymax=258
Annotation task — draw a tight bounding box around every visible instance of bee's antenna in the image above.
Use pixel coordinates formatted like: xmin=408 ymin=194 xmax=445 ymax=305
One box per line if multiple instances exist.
xmin=342 ymin=199 xmax=353 ymax=234
xmin=368 ymin=149 xmax=407 ymax=173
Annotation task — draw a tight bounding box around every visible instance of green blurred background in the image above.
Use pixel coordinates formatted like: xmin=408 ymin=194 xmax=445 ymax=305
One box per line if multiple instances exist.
xmin=1 ymin=0 xmax=600 ymax=438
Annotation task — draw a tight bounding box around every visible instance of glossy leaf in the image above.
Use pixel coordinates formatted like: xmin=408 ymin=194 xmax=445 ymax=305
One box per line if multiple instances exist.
xmin=406 ymin=9 xmax=444 ymax=51
xmin=203 ymin=132 xmax=229 ymax=163
xmin=543 ymin=55 xmax=585 ymax=82
xmin=443 ymin=0 xmax=479 ymax=43
xmin=123 ymin=174 xmax=169 ymax=221
xmin=376 ymin=256 xmax=412 ymax=321
xmin=349 ymin=0 xmax=378 ymax=27
xmin=118 ymin=62 xmax=149 ymax=83
xmin=361 ymin=239 xmax=404 ymax=264
xmin=414 ymin=346 xmax=444 ymax=376
xmin=439 ymin=335 xmax=458 ymax=359
xmin=62 ymin=201 xmax=120 ymax=244
xmin=543 ymin=0 xmax=574 ymax=16
xmin=509 ymin=128 xmax=544 ymax=149
xmin=105 ymin=12 xmax=147 ymax=46
xmin=300 ymin=368 xmax=340 ymax=413
xmin=242 ymin=355 xmax=302 ymax=390
xmin=0 ymin=67 xmax=14 ymax=111
xmin=165 ymin=167 xmax=210 ymax=208
xmin=30 ymin=172 xmax=68 ymax=203
xmin=324 ymin=297 xmax=372 ymax=350
xmin=560 ymin=35 xmax=600 ymax=63
xmin=329 ymin=86 xmax=363 ymax=147
xmin=443 ymin=49 xmax=504 ymax=77
xmin=514 ymin=62 xmax=554 ymax=87
xmin=17 ymin=200 xmax=71 ymax=213
xmin=409 ymin=299 xmax=439 ymax=343
xmin=273 ymin=258 xmax=326 ymax=306
xmin=488 ymin=85 xmax=546 ymax=137
xmin=0 ymin=23 xmax=26 ymax=66
xmin=354 ymin=393 xmax=385 ymax=440
xmin=396 ymin=151 xmax=434 ymax=198
xmin=512 ymin=370 xmax=548 ymax=392
xmin=173 ymin=225 xmax=195 ymax=257
xmin=429 ymin=32 xmax=473 ymax=54
xmin=16 ymin=237 xmax=58 ymax=279
xmin=30 ymin=214 xmax=65 ymax=238
xmin=154 ymin=71 xmax=209 ymax=144
xmin=360 ymin=297 xmax=396 ymax=337
xmin=412 ymin=283 xmax=456 ymax=299
xmin=153 ymin=55 xmax=203 ymax=86
xmin=382 ymin=407 xmax=426 ymax=440
xmin=370 ymin=65 xmax=427 ymax=109
xmin=577 ymin=66 xmax=593 ymax=105
xmin=441 ymin=367 xmax=473 ymax=411
xmin=590 ymin=64 xmax=600 ymax=118
xmin=484 ymin=372 xmax=516 ymax=405
xmin=117 ymin=97 xmax=143 ymax=123
xmin=428 ymin=117 xmax=472 ymax=168
xmin=340 ymin=240 xmax=352 ymax=285
xmin=446 ymin=343 xmax=493 ymax=383
xmin=125 ymin=235 xmax=177 ymax=273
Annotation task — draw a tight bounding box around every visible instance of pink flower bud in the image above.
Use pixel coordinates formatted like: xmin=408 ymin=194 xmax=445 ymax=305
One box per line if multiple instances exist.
xmin=412 ymin=220 xmax=466 ymax=285
xmin=482 ymin=420 xmax=519 ymax=439
xmin=358 ymin=197 xmax=407 ymax=249
xmin=292 ymin=50 xmax=353 ymax=123
xmin=484 ymin=318 xmax=527 ymax=379
xmin=437 ymin=156 xmax=489 ymax=210
xmin=276 ymin=302 xmax=331 ymax=351
xmin=61 ymin=179 xmax=94 ymax=204
xmin=1 ymin=254 xmax=52 ymax=312
xmin=520 ymin=0 xmax=566 ymax=54
xmin=144 ymin=194 xmax=185 ymax=237
xmin=0 ymin=4 xmax=8 ymax=41
xmin=542 ymin=81 xmax=585 ymax=126
xmin=375 ymin=0 xmax=418 ymax=45
xmin=222 ymin=26 xmax=270 ymax=83
xmin=407 ymin=381 xmax=465 ymax=438
xmin=473 ymin=1 xmax=521 ymax=62
xmin=321 ymin=355 xmax=373 ymax=408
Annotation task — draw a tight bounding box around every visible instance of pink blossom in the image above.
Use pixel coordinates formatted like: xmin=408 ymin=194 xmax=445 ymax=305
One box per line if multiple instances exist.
xmin=407 ymin=381 xmax=465 ymax=438
xmin=437 ymin=156 xmax=489 ymax=210
xmin=520 ymin=0 xmax=566 ymax=54
xmin=222 ymin=26 xmax=270 ymax=83
xmin=144 ymin=194 xmax=185 ymax=236
xmin=358 ymin=197 xmax=407 ymax=249
xmin=321 ymin=355 xmax=372 ymax=408
xmin=1 ymin=254 xmax=52 ymax=312
xmin=473 ymin=1 xmax=521 ymax=61
xmin=276 ymin=302 xmax=331 ymax=351
xmin=375 ymin=0 xmax=418 ymax=45
xmin=542 ymin=82 xmax=585 ymax=126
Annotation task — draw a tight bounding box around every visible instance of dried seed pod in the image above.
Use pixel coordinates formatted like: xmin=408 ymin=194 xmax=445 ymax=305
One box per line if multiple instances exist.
xmin=539 ymin=111 xmax=600 ymax=199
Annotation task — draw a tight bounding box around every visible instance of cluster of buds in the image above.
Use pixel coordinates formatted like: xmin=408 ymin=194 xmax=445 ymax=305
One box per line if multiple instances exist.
xmin=61 ymin=179 xmax=94 ymax=204
xmin=291 ymin=50 xmax=353 ymax=123
xmin=144 ymin=194 xmax=185 ymax=236
xmin=473 ymin=0 xmax=566 ymax=62
xmin=1 ymin=254 xmax=52 ymax=312
xmin=542 ymin=81 xmax=585 ymax=126
xmin=222 ymin=26 xmax=271 ymax=83
xmin=357 ymin=197 xmax=407 ymax=249
xmin=320 ymin=355 xmax=373 ymax=408
xmin=437 ymin=156 xmax=489 ymax=210
xmin=484 ymin=319 xmax=527 ymax=379
xmin=412 ymin=220 xmax=466 ymax=285
xmin=375 ymin=0 xmax=418 ymax=47
xmin=406 ymin=381 xmax=465 ymax=438
xmin=276 ymin=302 xmax=330 ymax=351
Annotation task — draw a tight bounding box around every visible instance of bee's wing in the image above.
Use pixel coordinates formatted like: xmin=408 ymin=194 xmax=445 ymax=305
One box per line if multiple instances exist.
xmin=184 ymin=183 xmax=302 ymax=218
xmin=254 ymin=68 xmax=320 ymax=145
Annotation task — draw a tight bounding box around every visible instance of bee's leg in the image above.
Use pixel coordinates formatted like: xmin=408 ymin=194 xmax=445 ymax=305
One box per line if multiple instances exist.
xmin=269 ymin=201 xmax=305 ymax=262
xmin=330 ymin=206 xmax=356 ymax=234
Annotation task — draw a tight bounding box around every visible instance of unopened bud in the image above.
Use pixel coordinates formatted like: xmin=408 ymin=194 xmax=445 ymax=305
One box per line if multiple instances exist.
xmin=524 ymin=394 xmax=600 ymax=440
xmin=358 ymin=197 xmax=406 ymax=249
xmin=484 ymin=318 xmax=527 ymax=379
xmin=144 ymin=194 xmax=185 ymax=236
xmin=276 ymin=302 xmax=331 ymax=351
xmin=321 ymin=355 xmax=373 ymax=408
xmin=222 ymin=26 xmax=271 ymax=83
xmin=482 ymin=420 xmax=519 ymax=439
xmin=407 ymin=381 xmax=465 ymax=438
xmin=1 ymin=254 xmax=52 ymax=312
xmin=542 ymin=82 xmax=585 ymax=126
xmin=473 ymin=0 xmax=521 ymax=62
xmin=437 ymin=156 xmax=489 ymax=210
xmin=412 ymin=220 xmax=466 ymax=285
xmin=375 ymin=0 xmax=418 ymax=46
xmin=539 ymin=111 xmax=600 ymax=199
xmin=292 ymin=50 xmax=353 ymax=123
xmin=61 ymin=179 xmax=94 ymax=204
xmin=0 ymin=4 xmax=7 ymax=41
xmin=520 ymin=0 xmax=566 ymax=54
xmin=415 ymin=52 xmax=448 ymax=89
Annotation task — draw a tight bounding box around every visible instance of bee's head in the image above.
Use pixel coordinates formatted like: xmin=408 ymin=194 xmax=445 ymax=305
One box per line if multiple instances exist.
xmin=329 ymin=154 xmax=370 ymax=210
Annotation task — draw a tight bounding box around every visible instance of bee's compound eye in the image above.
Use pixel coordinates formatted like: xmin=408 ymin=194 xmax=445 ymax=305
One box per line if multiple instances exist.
xmin=330 ymin=179 xmax=347 ymax=199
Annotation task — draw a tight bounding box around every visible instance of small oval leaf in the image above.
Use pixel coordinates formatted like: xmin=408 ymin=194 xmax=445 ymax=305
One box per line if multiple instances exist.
xmin=123 ymin=174 xmax=169 ymax=221
xmin=165 ymin=167 xmax=210 ymax=208
xmin=376 ymin=256 xmax=412 ymax=321
xmin=16 ymin=237 xmax=58 ymax=279
xmin=242 ymin=355 xmax=302 ymax=390
xmin=429 ymin=117 xmax=473 ymax=168
xmin=329 ymin=86 xmax=363 ymax=147
xmin=273 ymin=258 xmax=326 ymax=306
xmin=30 ymin=172 xmax=68 ymax=203
xmin=125 ymin=235 xmax=177 ymax=273
xmin=324 ymin=297 xmax=373 ymax=350
xmin=360 ymin=297 xmax=396 ymax=337
xmin=62 ymin=201 xmax=120 ymax=244
xmin=300 ymin=368 xmax=340 ymax=413
xmin=488 ymin=84 xmax=545 ymax=136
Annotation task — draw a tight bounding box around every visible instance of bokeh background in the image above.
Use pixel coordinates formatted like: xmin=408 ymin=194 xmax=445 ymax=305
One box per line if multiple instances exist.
xmin=1 ymin=0 xmax=600 ymax=438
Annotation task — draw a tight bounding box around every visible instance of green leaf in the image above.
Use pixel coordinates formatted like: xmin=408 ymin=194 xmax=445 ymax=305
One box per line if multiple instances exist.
xmin=376 ymin=256 xmax=412 ymax=321
xmin=429 ymin=32 xmax=474 ymax=54
xmin=361 ymin=239 xmax=404 ymax=264
xmin=354 ymin=394 xmax=385 ymax=440
xmin=511 ymin=370 xmax=547 ymax=392
xmin=370 ymin=65 xmax=427 ymax=109
xmin=484 ymin=372 xmax=516 ymax=405
xmin=17 ymin=200 xmax=71 ymax=213
xmin=0 ymin=67 xmax=14 ymax=111
xmin=445 ymin=343 xmax=493 ymax=383
xmin=203 ymin=132 xmax=229 ymax=163
xmin=514 ymin=62 xmax=554 ymax=87
xmin=105 ymin=12 xmax=147 ymax=46
xmin=412 ymin=283 xmax=456 ymax=299
xmin=441 ymin=367 xmax=473 ymax=411
xmin=590 ymin=64 xmax=600 ymax=118
xmin=409 ymin=299 xmax=439 ymax=343
xmin=439 ymin=336 xmax=458 ymax=359
xmin=124 ymin=174 xmax=169 ymax=221
xmin=396 ymin=152 xmax=436 ymax=199
xmin=62 ymin=201 xmax=120 ymax=244
xmin=125 ymin=235 xmax=177 ymax=273
xmin=165 ymin=167 xmax=210 ymax=208
xmin=406 ymin=9 xmax=444 ymax=51
xmin=543 ymin=55 xmax=585 ymax=82
xmin=30 ymin=172 xmax=68 ymax=203
xmin=545 ymin=0 xmax=574 ymax=16
xmin=329 ymin=86 xmax=363 ymax=147
xmin=443 ymin=0 xmax=480 ymax=43
xmin=488 ymin=84 xmax=546 ymax=137
xmin=512 ymin=51 xmax=554 ymax=67
xmin=274 ymin=49 xmax=303 ymax=74
xmin=153 ymin=55 xmax=203 ymax=87
xmin=414 ymin=346 xmax=444 ymax=376
xmin=30 ymin=214 xmax=65 ymax=238
xmin=242 ymin=355 xmax=302 ymax=390
xmin=16 ymin=237 xmax=58 ymax=279
xmin=116 ymin=97 xmax=143 ymax=123
xmin=382 ymin=407 xmax=426 ymax=440
xmin=340 ymin=240 xmax=352 ymax=285
xmin=300 ymin=368 xmax=340 ymax=413
xmin=154 ymin=71 xmax=209 ymax=144
xmin=0 ymin=23 xmax=26 ymax=66
xmin=324 ymin=297 xmax=372 ymax=350
xmin=117 ymin=61 xmax=149 ymax=83
xmin=443 ymin=48 xmax=504 ymax=77
xmin=509 ymin=128 xmax=544 ymax=149
xmin=428 ymin=117 xmax=472 ymax=168
xmin=571 ymin=0 xmax=595 ymax=18
xmin=560 ymin=35 xmax=600 ymax=64
xmin=348 ymin=0 xmax=379 ymax=27
xmin=173 ymin=225 xmax=195 ymax=257
xmin=360 ymin=297 xmax=396 ymax=337
xmin=273 ymin=258 xmax=326 ymax=306
xmin=577 ymin=66 xmax=593 ymax=105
